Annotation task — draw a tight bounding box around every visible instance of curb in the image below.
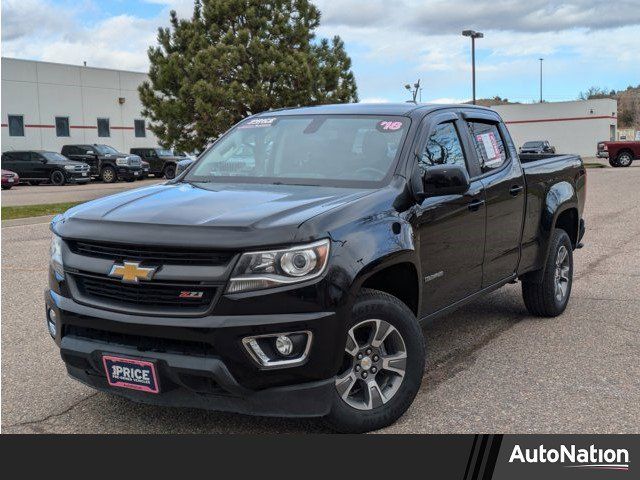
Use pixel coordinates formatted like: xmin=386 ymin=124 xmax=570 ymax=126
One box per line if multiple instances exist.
xmin=2 ymin=214 xmax=55 ymax=228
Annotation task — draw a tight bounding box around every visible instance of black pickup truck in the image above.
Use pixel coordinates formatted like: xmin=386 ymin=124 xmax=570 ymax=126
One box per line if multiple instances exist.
xmin=46 ymin=103 xmax=586 ymax=432
xmin=61 ymin=144 xmax=143 ymax=183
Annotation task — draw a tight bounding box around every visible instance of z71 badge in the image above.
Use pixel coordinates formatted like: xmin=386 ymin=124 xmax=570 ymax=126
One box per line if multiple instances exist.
xmin=179 ymin=291 xmax=204 ymax=299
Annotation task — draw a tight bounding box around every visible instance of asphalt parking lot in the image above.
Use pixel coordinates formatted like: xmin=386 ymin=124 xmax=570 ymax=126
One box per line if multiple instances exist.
xmin=2 ymin=163 xmax=639 ymax=433
xmin=2 ymin=178 xmax=163 ymax=207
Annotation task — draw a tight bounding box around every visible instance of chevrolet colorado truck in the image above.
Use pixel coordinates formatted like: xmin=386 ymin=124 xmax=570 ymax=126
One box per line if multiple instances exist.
xmin=46 ymin=103 xmax=586 ymax=432
xmin=597 ymin=140 xmax=640 ymax=167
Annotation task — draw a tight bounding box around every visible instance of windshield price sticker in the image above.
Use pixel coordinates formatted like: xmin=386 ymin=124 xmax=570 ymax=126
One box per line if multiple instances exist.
xmin=239 ymin=117 xmax=277 ymax=129
xmin=376 ymin=120 xmax=404 ymax=132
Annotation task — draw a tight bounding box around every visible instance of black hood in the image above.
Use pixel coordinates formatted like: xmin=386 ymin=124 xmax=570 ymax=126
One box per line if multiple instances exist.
xmin=53 ymin=181 xmax=373 ymax=249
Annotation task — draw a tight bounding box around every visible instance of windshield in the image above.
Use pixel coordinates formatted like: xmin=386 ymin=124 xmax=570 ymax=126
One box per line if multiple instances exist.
xmin=43 ymin=152 xmax=70 ymax=162
xmin=523 ymin=141 xmax=543 ymax=148
xmin=157 ymin=149 xmax=174 ymax=157
xmin=94 ymin=145 xmax=120 ymax=155
xmin=185 ymin=115 xmax=410 ymax=186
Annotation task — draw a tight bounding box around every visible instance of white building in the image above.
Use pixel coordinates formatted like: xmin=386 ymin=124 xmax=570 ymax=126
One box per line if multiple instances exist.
xmin=491 ymin=99 xmax=617 ymax=158
xmin=1 ymin=57 xmax=158 ymax=154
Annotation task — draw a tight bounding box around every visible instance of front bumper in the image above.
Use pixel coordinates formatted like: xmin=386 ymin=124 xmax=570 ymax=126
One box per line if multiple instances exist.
xmin=117 ymin=167 xmax=143 ymax=180
xmin=45 ymin=289 xmax=342 ymax=417
xmin=67 ymin=172 xmax=91 ymax=183
xmin=596 ymin=151 xmax=609 ymax=158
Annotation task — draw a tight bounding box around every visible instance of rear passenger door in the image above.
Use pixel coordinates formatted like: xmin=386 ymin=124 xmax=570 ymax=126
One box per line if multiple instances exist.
xmin=414 ymin=112 xmax=486 ymax=315
xmin=8 ymin=152 xmax=33 ymax=178
xmin=463 ymin=112 xmax=525 ymax=287
xmin=30 ymin=152 xmax=50 ymax=179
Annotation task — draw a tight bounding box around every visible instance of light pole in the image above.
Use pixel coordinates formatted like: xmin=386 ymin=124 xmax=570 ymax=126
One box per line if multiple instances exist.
xmin=539 ymin=58 xmax=543 ymax=103
xmin=462 ymin=30 xmax=484 ymax=104
xmin=404 ymin=79 xmax=421 ymax=103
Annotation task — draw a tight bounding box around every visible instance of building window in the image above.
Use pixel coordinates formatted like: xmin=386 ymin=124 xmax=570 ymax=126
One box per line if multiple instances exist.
xmin=134 ymin=119 xmax=146 ymax=138
xmin=55 ymin=117 xmax=70 ymax=137
xmin=97 ymin=118 xmax=110 ymax=137
xmin=8 ymin=115 xmax=24 ymax=137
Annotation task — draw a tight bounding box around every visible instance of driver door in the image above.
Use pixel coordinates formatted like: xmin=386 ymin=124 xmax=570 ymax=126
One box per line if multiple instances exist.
xmin=414 ymin=112 xmax=486 ymax=316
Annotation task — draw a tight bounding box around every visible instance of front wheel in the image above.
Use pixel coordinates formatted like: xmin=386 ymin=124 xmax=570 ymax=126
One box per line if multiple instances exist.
xmin=50 ymin=170 xmax=66 ymax=186
xmin=522 ymin=229 xmax=573 ymax=317
xmin=617 ymin=152 xmax=633 ymax=167
xmin=324 ymin=289 xmax=425 ymax=433
xmin=100 ymin=166 xmax=117 ymax=183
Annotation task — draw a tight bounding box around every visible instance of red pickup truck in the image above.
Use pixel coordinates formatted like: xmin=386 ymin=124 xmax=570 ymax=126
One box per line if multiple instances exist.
xmin=597 ymin=140 xmax=640 ymax=167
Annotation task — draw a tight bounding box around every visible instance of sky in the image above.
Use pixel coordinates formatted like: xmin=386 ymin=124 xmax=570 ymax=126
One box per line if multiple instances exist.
xmin=2 ymin=0 xmax=639 ymax=104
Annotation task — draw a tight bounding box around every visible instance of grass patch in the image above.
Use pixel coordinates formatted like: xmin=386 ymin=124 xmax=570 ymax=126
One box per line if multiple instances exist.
xmin=2 ymin=201 xmax=82 ymax=220
xmin=584 ymin=162 xmax=607 ymax=169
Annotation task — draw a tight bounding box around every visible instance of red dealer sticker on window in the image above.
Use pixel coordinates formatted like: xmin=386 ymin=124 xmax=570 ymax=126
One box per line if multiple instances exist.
xmin=376 ymin=120 xmax=405 ymax=132
xmin=239 ymin=117 xmax=278 ymax=129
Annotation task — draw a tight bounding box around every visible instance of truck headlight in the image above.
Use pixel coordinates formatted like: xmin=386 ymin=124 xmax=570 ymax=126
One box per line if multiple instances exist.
xmin=116 ymin=157 xmax=129 ymax=166
xmin=64 ymin=165 xmax=76 ymax=171
xmin=50 ymin=234 xmax=64 ymax=278
xmin=227 ymin=239 xmax=330 ymax=293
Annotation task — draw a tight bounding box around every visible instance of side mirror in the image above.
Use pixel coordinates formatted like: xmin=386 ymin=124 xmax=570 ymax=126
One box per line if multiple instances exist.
xmin=422 ymin=164 xmax=470 ymax=196
xmin=40 ymin=158 xmax=47 ymax=164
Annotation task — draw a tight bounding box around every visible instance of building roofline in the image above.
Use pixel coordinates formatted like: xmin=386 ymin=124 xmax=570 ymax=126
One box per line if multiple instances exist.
xmin=1 ymin=56 xmax=148 ymax=76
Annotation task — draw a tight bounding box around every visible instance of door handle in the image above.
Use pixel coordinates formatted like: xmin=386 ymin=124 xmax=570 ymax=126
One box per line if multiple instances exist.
xmin=509 ymin=185 xmax=524 ymax=196
xmin=468 ymin=199 xmax=485 ymax=212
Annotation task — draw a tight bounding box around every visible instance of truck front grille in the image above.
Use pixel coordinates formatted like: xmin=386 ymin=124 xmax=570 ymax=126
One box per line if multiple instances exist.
xmin=68 ymin=240 xmax=235 ymax=266
xmin=71 ymin=272 xmax=218 ymax=313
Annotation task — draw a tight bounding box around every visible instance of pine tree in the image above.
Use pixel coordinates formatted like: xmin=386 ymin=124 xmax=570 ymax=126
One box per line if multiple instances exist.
xmin=139 ymin=0 xmax=358 ymax=152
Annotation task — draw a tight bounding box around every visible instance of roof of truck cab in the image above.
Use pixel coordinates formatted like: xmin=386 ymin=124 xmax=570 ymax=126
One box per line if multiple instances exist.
xmin=256 ymin=102 xmax=495 ymax=117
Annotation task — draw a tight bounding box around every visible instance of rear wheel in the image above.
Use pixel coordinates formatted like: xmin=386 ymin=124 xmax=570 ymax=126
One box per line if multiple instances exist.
xmin=101 ymin=166 xmax=117 ymax=183
xmin=164 ymin=164 xmax=176 ymax=179
xmin=617 ymin=151 xmax=633 ymax=167
xmin=522 ymin=229 xmax=573 ymax=317
xmin=324 ymin=289 xmax=425 ymax=433
xmin=50 ymin=170 xmax=66 ymax=186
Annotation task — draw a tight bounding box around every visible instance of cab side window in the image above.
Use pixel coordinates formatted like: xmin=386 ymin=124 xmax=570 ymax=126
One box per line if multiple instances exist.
xmin=419 ymin=122 xmax=466 ymax=171
xmin=467 ymin=121 xmax=507 ymax=172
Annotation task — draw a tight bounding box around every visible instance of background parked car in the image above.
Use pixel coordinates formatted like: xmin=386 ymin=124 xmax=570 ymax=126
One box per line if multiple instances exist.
xmin=130 ymin=147 xmax=181 ymax=179
xmin=597 ymin=140 xmax=640 ymax=167
xmin=519 ymin=140 xmax=556 ymax=154
xmin=1 ymin=151 xmax=90 ymax=186
xmin=1 ymin=169 xmax=19 ymax=190
xmin=61 ymin=144 xmax=142 ymax=183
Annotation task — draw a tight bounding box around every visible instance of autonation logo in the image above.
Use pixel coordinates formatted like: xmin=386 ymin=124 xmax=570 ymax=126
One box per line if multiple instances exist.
xmin=509 ymin=444 xmax=630 ymax=471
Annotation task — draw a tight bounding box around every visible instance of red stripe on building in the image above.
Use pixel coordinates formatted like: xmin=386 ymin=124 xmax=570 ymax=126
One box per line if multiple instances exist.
xmin=505 ymin=115 xmax=616 ymax=125
xmin=111 ymin=126 xmax=135 ymax=130
xmin=70 ymin=125 xmax=97 ymax=129
xmin=25 ymin=124 xmax=55 ymax=128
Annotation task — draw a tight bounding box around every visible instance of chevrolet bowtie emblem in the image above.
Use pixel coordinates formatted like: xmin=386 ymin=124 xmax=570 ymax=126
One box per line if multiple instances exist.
xmin=108 ymin=261 xmax=157 ymax=284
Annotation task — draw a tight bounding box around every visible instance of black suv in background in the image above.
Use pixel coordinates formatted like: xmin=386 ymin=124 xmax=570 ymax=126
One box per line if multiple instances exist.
xmin=519 ymin=140 xmax=556 ymax=154
xmin=61 ymin=144 xmax=143 ymax=183
xmin=1 ymin=150 xmax=90 ymax=186
xmin=130 ymin=148 xmax=181 ymax=179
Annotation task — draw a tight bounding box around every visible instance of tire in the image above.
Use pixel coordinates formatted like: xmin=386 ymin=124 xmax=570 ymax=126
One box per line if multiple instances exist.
xmin=101 ymin=166 xmax=117 ymax=183
xmin=522 ymin=229 xmax=573 ymax=317
xmin=164 ymin=164 xmax=176 ymax=179
xmin=324 ymin=288 xmax=425 ymax=433
xmin=609 ymin=158 xmax=620 ymax=167
xmin=50 ymin=170 xmax=66 ymax=186
xmin=617 ymin=151 xmax=633 ymax=168
xmin=2 ymin=185 xmax=12 ymax=190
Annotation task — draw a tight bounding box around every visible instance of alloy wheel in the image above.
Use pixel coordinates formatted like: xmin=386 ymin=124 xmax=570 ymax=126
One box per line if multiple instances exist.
xmin=335 ymin=319 xmax=407 ymax=410
xmin=554 ymin=245 xmax=570 ymax=302
xmin=51 ymin=171 xmax=65 ymax=185
xmin=618 ymin=153 xmax=632 ymax=167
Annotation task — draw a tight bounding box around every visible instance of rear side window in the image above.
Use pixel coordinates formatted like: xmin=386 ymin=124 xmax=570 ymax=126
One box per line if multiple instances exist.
xmin=468 ymin=122 xmax=507 ymax=172
xmin=419 ymin=122 xmax=467 ymax=170
xmin=8 ymin=115 xmax=24 ymax=136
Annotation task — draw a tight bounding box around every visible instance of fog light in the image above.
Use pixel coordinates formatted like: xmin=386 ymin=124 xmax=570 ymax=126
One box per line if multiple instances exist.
xmin=275 ymin=335 xmax=293 ymax=356
xmin=242 ymin=331 xmax=312 ymax=369
xmin=47 ymin=308 xmax=57 ymax=338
